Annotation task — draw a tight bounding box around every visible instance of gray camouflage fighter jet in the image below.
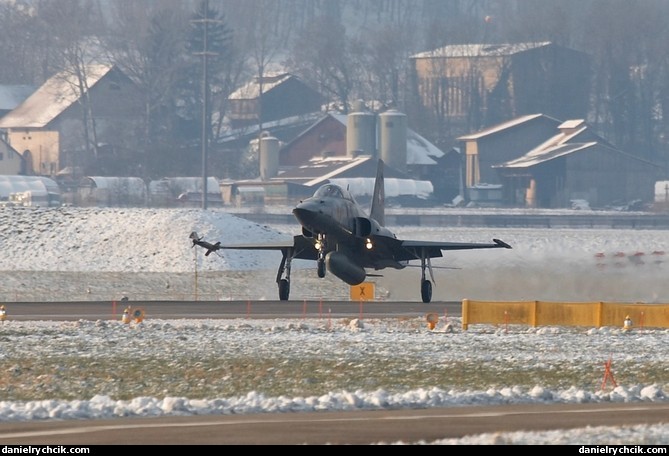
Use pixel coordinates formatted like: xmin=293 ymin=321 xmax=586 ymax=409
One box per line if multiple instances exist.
xmin=191 ymin=158 xmax=511 ymax=303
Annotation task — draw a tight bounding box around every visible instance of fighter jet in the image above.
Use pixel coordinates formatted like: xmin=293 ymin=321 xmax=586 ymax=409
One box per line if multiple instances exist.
xmin=191 ymin=158 xmax=511 ymax=303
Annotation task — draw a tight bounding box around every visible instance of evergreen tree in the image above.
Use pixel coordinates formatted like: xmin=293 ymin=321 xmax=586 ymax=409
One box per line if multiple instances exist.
xmin=179 ymin=0 xmax=233 ymax=147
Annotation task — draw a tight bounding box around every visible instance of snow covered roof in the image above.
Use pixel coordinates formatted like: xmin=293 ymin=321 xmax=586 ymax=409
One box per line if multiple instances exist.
xmin=411 ymin=41 xmax=552 ymax=59
xmin=329 ymin=177 xmax=433 ymax=199
xmin=272 ymin=155 xmax=432 ymax=199
xmin=493 ymin=117 xmax=650 ymax=170
xmin=457 ymin=114 xmax=559 ymax=140
xmin=217 ymin=112 xmax=323 ymax=145
xmin=228 ymin=72 xmax=293 ymax=100
xmin=406 ymin=129 xmax=443 ymax=165
xmin=496 ymin=142 xmax=597 ymax=168
xmin=302 ymin=156 xmax=373 ymax=186
xmin=0 ymin=64 xmax=114 ymax=128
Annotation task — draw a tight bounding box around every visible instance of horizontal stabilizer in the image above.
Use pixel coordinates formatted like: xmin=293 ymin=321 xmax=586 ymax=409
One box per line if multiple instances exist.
xmin=206 ymin=242 xmax=221 ymax=256
xmin=493 ymin=238 xmax=512 ymax=249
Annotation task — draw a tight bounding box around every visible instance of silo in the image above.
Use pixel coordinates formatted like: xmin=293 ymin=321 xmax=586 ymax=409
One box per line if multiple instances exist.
xmin=346 ymin=103 xmax=376 ymax=157
xmin=378 ymin=109 xmax=407 ymax=172
xmin=259 ymin=135 xmax=280 ymax=180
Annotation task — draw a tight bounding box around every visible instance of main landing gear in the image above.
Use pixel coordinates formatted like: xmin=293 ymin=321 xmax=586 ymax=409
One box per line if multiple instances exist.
xmin=420 ymin=251 xmax=434 ymax=303
xmin=278 ymin=278 xmax=290 ymax=301
xmin=276 ymin=234 xmax=327 ymax=301
xmin=276 ymin=248 xmax=293 ymax=300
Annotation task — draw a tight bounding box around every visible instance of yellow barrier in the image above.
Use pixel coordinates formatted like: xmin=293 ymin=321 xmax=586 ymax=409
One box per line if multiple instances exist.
xmin=462 ymin=299 xmax=669 ymax=330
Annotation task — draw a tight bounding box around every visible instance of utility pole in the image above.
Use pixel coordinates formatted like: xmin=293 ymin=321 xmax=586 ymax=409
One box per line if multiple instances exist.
xmin=192 ymin=0 xmax=218 ymax=210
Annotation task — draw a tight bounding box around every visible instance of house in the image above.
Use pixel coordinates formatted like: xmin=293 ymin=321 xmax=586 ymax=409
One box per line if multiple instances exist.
xmin=410 ymin=42 xmax=591 ymax=129
xmin=214 ymin=111 xmax=324 ymax=179
xmin=279 ymin=112 xmax=348 ymax=166
xmin=0 ymin=138 xmax=25 ymax=175
xmin=493 ymin=119 xmax=662 ymax=208
xmin=457 ymin=113 xmax=562 ymax=188
xmin=0 ymin=64 xmax=143 ymax=177
xmin=0 ymin=83 xmax=30 ymax=180
xmin=227 ymin=72 xmax=325 ymax=129
xmin=458 ymin=114 xmax=661 ymax=208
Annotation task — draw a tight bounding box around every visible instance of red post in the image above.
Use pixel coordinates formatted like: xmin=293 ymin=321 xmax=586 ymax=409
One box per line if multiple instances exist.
xmin=601 ymin=356 xmax=617 ymax=390
xmin=302 ymin=299 xmax=307 ymax=319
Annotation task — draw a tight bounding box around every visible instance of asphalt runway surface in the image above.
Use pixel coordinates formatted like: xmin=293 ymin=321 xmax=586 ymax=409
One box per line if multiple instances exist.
xmin=0 ymin=402 xmax=667 ymax=445
xmin=0 ymin=300 xmax=666 ymax=445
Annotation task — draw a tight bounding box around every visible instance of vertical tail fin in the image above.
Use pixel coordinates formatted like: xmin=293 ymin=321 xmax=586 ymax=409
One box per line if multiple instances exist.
xmin=370 ymin=158 xmax=385 ymax=225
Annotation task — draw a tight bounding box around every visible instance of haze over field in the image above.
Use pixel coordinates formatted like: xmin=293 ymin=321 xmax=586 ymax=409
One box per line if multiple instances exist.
xmin=1 ymin=206 xmax=669 ymax=303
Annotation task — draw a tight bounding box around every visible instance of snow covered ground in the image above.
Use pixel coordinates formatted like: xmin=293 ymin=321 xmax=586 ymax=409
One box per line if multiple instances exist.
xmin=0 ymin=206 xmax=667 ymax=444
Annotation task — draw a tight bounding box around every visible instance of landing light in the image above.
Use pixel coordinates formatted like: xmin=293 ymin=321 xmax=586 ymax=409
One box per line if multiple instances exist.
xmin=315 ymin=241 xmax=322 ymax=250
xmin=365 ymin=238 xmax=373 ymax=250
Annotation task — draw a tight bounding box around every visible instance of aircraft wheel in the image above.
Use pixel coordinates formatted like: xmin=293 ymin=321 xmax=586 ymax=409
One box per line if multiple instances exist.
xmin=317 ymin=260 xmax=326 ymax=278
xmin=421 ymin=279 xmax=432 ymax=303
xmin=278 ymin=279 xmax=290 ymax=301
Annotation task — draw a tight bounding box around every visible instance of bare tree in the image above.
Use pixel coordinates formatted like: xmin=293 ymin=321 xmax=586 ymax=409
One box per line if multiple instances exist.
xmin=584 ymin=0 xmax=669 ymax=162
xmin=357 ymin=23 xmax=416 ymax=110
xmin=287 ymin=15 xmax=360 ymax=113
xmin=33 ymin=0 xmax=108 ymax=171
xmin=0 ymin=0 xmax=666 ymax=178
xmin=0 ymin=2 xmax=43 ymax=84
xmin=235 ymin=0 xmax=286 ymax=128
xmin=104 ymin=0 xmax=191 ymax=177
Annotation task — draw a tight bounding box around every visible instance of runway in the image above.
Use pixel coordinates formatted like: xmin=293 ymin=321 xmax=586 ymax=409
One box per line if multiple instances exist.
xmin=0 ymin=401 xmax=666 ymax=444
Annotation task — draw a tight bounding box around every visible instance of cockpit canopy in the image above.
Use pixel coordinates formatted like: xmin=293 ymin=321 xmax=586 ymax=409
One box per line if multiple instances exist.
xmin=313 ymin=184 xmax=356 ymax=202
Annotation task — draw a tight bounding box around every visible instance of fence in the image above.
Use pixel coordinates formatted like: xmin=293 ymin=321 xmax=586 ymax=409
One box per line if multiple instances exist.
xmin=462 ymin=299 xmax=669 ymax=330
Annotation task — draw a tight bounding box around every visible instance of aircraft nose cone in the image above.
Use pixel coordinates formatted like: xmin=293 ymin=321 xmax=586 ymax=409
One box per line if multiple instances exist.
xmin=293 ymin=200 xmax=324 ymax=225
xmin=292 ymin=206 xmax=316 ymax=225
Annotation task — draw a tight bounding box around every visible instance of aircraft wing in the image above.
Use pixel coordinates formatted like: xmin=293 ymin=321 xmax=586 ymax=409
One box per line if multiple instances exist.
xmin=192 ymin=233 xmax=318 ymax=261
xmin=392 ymin=238 xmax=512 ymax=261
